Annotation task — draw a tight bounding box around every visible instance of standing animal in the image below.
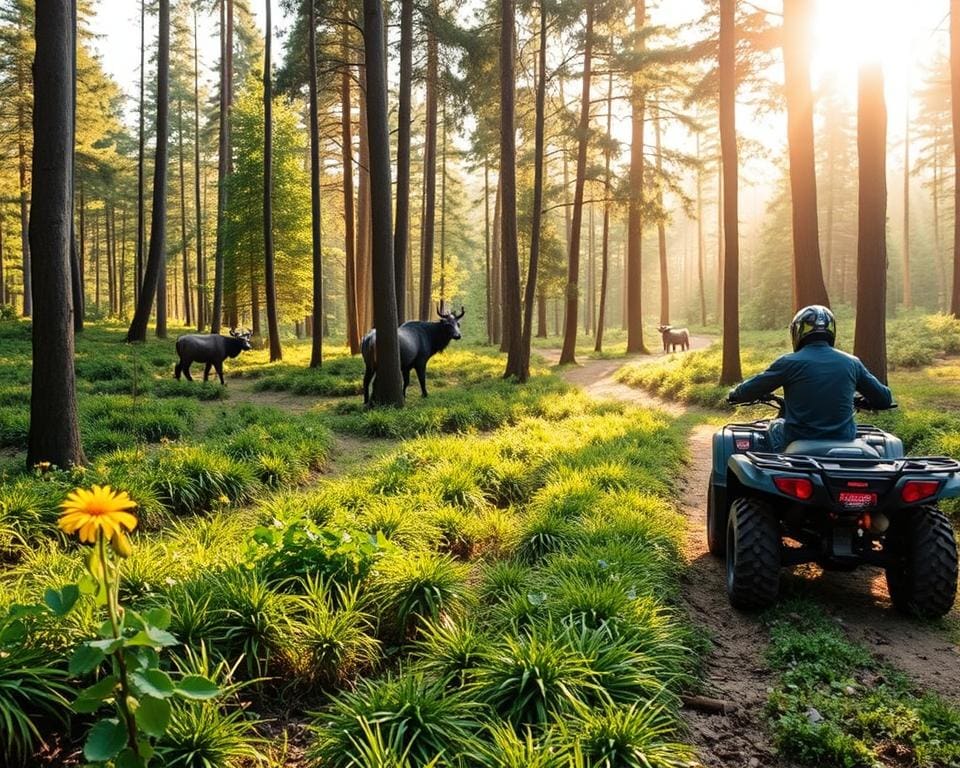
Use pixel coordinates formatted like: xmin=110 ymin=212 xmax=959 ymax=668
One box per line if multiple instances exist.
xmin=658 ymin=325 xmax=690 ymax=353
xmin=361 ymin=305 xmax=465 ymax=404
xmin=174 ymin=329 xmax=252 ymax=385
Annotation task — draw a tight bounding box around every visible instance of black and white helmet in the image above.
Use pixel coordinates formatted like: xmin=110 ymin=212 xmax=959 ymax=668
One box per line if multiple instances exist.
xmin=790 ymin=305 xmax=836 ymax=351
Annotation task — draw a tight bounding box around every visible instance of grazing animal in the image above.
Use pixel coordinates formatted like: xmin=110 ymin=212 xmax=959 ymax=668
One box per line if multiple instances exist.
xmin=361 ymin=305 xmax=465 ymax=404
xmin=658 ymin=325 xmax=690 ymax=353
xmin=174 ymin=329 xmax=252 ymax=385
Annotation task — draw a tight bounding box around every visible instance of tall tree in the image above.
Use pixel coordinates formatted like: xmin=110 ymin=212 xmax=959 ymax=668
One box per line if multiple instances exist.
xmin=595 ymin=65 xmax=614 ymax=353
xmin=418 ymin=0 xmax=439 ymax=321
xmin=951 ymin=0 xmax=960 ymax=317
xmin=625 ymin=0 xmax=647 ymax=354
xmin=854 ymin=62 xmax=888 ymax=382
xmin=362 ymin=0 xmax=403 ymax=405
xmin=559 ymin=0 xmax=594 ymax=365
xmin=718 ymin=0 xmax=741 ymax=384
xmin=212 ymin=0 xmax=233 ymax=333
xmin=27 ymin=0 xmax=84 ymax=467
xmin=393 ymin=0 xmax=412 ymax=321
xmin=655 ymin=104 xmax=669 ymax=325
xmin=500 ymin=0 xmax=523 ymax=377
xmin=178 ymin=96 xmax=192 ymax=326
xmin=127 ymin=0 xmax=170 ymax=342
xmin=341 ymin=28 xmax=360 ymax=352
xmin=136 ymin=0 xmax=145 ymax=308
xmin=783 ymin=0 xmax=829 ymax=310
xmin=307 ymin=0 xmax=322 ymax=367
xmin=194 ymin=6 xmax=205 ymax=330
xmin=518 ymin=0 xmax=547 ymax=380
xmin=263 ymin=0 xmax=281 ymax=361
xmin=695 ymin=129 xmax=707 ymax=325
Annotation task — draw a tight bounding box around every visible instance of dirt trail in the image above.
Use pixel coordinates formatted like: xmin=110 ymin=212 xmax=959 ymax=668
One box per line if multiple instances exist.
xmin=542 ymin=345 xmax=960 ymax=767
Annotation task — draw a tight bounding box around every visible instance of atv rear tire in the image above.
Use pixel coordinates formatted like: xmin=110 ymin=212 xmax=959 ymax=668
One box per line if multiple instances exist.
xmin=707 ymin=482 xmax=727 ymax=557
xmin=885 ymin=506 xmax=958 ymax=619
xmin=726 ymin=497 xmax=780 ymax=611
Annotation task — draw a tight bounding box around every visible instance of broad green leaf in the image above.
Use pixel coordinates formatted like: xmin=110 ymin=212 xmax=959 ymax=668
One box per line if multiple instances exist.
xmin=72 ymin=675 xmax=118 ymax=713
xmin=143 ymin=606 xmax=171 ymax=631
xmin=116 ymin=748 xmax=147 ymax=768
xmin=131 ymin=669 xmax=174 ymax=699
xmin=89 ymin=637 xmax=123 ymax=654
xmin=44 ymin=584 xmax=80 ymax=617
xmin=69 ymin=643 xmax=106 ymax=675
xmin=135 ymin=696 xmax=171 ymax=738
xmin=175 ymin=675 xmax=219 ymax=700
xmin=0 ymin=618 xmax=26 ymax=645
xmin=125 ymin=626 xmax=178 ymax=648
xmin=84 ymin=718 xmax=128 ymax=761
xmin=78 ymin=573 xmax=99 ymax=596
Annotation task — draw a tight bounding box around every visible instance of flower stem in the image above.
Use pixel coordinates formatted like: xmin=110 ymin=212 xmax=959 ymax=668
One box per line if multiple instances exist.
xmin=98 ymin=533 xmax=139 ymax=756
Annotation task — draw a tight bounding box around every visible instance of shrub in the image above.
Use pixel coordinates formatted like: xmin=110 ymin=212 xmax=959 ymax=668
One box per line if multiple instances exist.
xmin=370 ymin=551 xmax=471 ymax=640
xmin=472 ymin=724 xmax=567 ymax=768
xmin=477 ymin=560 xmax=528 ymax=604
xmin=149 ymin=446 xmax=256 ymax=516
xmin=413 ymin=617 xmax=488 ymax=688
xmin=515 ymin=511 xmax=577 ymax=564
xmin=309 ymin=672 xmax=479 ymax=768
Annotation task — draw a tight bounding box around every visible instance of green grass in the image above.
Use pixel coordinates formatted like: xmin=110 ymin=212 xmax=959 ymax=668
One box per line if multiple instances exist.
xmin=765 ymin=600 xmax=960 ymax=768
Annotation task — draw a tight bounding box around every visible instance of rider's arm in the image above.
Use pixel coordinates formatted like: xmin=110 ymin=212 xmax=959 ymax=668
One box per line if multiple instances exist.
xmin=855 ymin=361 xmax=893 ymax=409
xmin=727 ymin=356 xmax=790 ymax=403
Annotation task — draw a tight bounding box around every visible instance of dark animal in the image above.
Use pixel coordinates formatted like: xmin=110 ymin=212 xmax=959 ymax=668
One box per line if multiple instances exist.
xmin=361 ymin=305 xmax=465 ymax=404
xmin=658 ymin=325 xmax=690 ymax=353
xmin=174 ymin=329 xmax=252 ymax=385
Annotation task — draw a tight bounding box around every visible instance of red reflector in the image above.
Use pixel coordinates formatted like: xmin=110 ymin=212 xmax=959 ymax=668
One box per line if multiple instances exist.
xmin=839 ymin=491 xmax=877 ymax=508
xmin=735 ymin=439 xmax=751 ymax=450
xmin=775 ymin=476 xmax=814 ymax=500
xmin=901 ymin=480 xmax=940 ymax=504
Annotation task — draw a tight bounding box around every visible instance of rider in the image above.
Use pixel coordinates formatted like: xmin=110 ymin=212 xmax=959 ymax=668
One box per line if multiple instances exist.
xmin=727 ymin=305 xmax=893 ymax=449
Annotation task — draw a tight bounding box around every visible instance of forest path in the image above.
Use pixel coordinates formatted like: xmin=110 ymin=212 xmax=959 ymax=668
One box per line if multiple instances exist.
xmin=539 ymin=344 xmax=960 ymax=767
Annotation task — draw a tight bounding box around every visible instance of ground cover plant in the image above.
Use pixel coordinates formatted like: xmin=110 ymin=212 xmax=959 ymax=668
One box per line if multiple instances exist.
xmin=764 ymin=599 xmax=960 ymax=768
xmin=0 ymin=319 xmax=704 ymax=766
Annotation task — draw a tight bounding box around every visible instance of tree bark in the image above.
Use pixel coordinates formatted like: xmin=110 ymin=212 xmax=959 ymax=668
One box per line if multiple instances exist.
xmin=854 ymin=63 xmax=888 ymax=382
xmin=418 ymin=0 xmax=439 ymax=320
xmin=500 ymin=0 xmax=523 ymax=377
xmin=439 ymin=97 xmax=447 ymax=304
xmin=262 ymin=0 xmax=281 ymax=361
xmin=357 ymin=65 xmax=372 ymax=332
xmin=18 ymin=63 xmax=31 ymax=317
xmin=393 ymin=0 xmax=412 ymax=322
xmin=341 ymin=32 xmax=360 ymax=353
xmin=655 ymin=104 xmax=669 ymax=325
xmin=70 ymin=0 xmax=82 ymax=332
xmin=28 ymin=0 xmax=85 ymax=468
xmin=362 ymin=0 xmax=403 ymax=406
xmin=127 ymin=0 xmax=170 ymax=342
xmin=484 ymin=158 xmax=492 ymax=343
xmin=135 ymin=0 xmax=146 ymax=309
xmin=491 ymin=179 xmax=502 ymax=344
xmin=595 ymin=65 xmax=613 ymax=353
xmin=178 ymin=98 xmax=192 ymax=326
xmin=626 ymin=0 xmax=647 ymax=354
xmin=696 ymin=130 xmax=707 ymax=325
xmin=718 ymin=0 xmax=742 ymax=384
xmin=783 ymin=0 xmax=829 ymax=310
xmin=308 ymin=0 xmax=323 ymax=367
xmin=194 ymin=6 xmax=205 ymax=330
xmin=559 ymin=0 xmax=594 ymax=365
xmin=519 ymin=0 xmax=547 ymax=379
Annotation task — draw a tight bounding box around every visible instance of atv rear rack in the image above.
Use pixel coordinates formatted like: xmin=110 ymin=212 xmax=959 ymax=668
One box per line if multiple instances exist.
xmin=743 ymin=451 xmax=960 ymax=475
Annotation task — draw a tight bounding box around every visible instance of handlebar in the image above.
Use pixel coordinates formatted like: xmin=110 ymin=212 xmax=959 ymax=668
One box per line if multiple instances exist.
xmin=853 ymin=396 xmax=898 ymax=413
xmin=727 ymin=393 xmax=897 ymax=413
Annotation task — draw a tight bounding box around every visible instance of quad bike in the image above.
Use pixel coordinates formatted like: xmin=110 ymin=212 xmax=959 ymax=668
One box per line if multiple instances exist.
xmin=708 ymin=394 xmax=959 ymax=617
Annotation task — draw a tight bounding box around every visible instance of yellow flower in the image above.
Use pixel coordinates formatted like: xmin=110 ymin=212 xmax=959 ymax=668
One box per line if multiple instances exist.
xmin=59 ymin=485 xmax=138 ymax=544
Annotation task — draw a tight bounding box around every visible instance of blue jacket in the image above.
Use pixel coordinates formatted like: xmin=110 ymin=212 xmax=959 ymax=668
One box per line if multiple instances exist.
xmin=728 ymin=341 xmax=893 ymax=443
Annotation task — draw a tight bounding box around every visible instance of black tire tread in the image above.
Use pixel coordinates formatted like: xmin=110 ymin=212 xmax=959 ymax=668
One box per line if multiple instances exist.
xmin=886 ymin=506 xmax=958 ymax=619
xmin=707 ymin=482 xmax=727 ymax=557
xmin=727 ymin=497 xmax=780 ymax=611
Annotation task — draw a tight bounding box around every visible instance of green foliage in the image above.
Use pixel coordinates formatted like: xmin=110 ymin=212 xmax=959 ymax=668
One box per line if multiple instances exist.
xmin=765 ymin=600 xmax=960 ymax=767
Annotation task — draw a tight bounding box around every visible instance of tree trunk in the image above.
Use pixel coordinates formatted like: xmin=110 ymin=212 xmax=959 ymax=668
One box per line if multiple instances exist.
xmin=439 ymin=97 xmax=447 ymax=304
xmin=783 ymin=0 xmax=829 ymax=310
xmin=854 ymin=63 xmax=888 ymax=382
xmin=128 ymin=0 xmax=170 ymax=342
xmin=178 ymin=98 xmax=192 ymax=326
xmin=28 ymin=0 xmax=85 ymax=468
xmin=485 ymin=158 xmax=492 ymax=343
xmin=120 ymin=207 xmax=127 ymax=316
xmin=94 ymin=211 xmax=100 ymax=310
xmin=560 ymin=78 xmax=572 ymax=250
xmin=902 ymin=83 xmax=911 ymax=310
xmin=559 ymin=0 xmax=594 ymax=365
xmin=824 ymin=120 xmax=835 ymax=293
xmin=537 ymin=290 xmax=547 ymax=337
xmin=136 ymin=0 xmax=146 ymax=309
xmin=194 ymin=6 xmax=205 ymax=330
xmin=595 ymin=65 xmax=613 ymax=353
xmin=491 ymin=179 xmax=502 ymax=344
xmin=626 ymin=0 xmax=647 ymax=354
xmin=696 ymin=131 xmax=707 ymax=325
xmin=262 ymin=0 xmax=282 ymax=360
xmin=393 ymin=0 xmax=412 ymax=322
xmin=18 ymin=70 xmax=31 ymax=317
xmin=70 ymin=0 xmax=82 ymax=333
xmin=362 ymin=0 xmax=403 ymax=406
xmin=500 ymin=0 xmax=524 ymax=377
xmin=418 ymin=0 xmax=439 ymax=320
xmin=308 ymin=0 xmax=323 ymax=367
xmin=519 ymin=0 xmax=547 ymax=379
xmin=212 ymin=0 xmax=233 ymax=332
xmin=341 ymin=32 xmax=360 ymax=353
xmin=718 ymin=0 xmax=741 ymax=384
xmin=357 ymin=65 xmax=372 ymax=332
xmin=655 ymin=104 xmax=669 ymax=325
xmin=934 ymin=127 xmax=947 ymax=309
xmin=716 ymin=156 xmax=723 ymax=323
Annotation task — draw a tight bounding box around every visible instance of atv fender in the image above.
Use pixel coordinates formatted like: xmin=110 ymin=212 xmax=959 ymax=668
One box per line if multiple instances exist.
xmin=727 ymin=454 xmax=821 ymax=498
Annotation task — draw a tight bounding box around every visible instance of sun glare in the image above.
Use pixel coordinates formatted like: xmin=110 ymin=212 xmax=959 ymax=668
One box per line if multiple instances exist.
xmin=810 ymin=0 xmax=941 ymax=115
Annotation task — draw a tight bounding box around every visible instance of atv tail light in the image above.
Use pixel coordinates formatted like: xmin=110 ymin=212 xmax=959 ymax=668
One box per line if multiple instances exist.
xmin=901 ymin=480 xmax=940 ymax=504
xmin=774 ymin=476 xmax=814 ymax=500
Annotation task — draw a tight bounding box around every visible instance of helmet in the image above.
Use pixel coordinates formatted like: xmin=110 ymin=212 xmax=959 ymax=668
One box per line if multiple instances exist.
xmin=790 ymin=305 xmax=836 ymax=351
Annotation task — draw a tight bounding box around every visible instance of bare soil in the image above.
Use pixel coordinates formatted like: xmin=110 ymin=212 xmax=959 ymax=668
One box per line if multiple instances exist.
xmin=541 ymin=343 xmax=960 ymax=768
